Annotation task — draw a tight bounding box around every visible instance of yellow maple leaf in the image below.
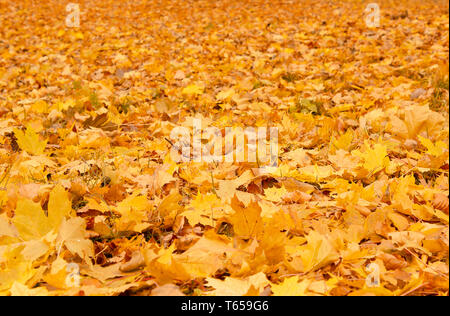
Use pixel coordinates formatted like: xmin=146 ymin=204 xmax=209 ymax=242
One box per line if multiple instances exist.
xmin=190 ymin=193 xmax=221 ymax=210
xmin=48 ymin=184 xmax=75 ymax=230
xmin=271 ymin=276 xmax=311 ymax=296
xmin=73 ymin=31 xmax=84 ymax=40
xmin=176 ymin=234 xmax=243 ymax=278
xmin=79 ymin=128 xmax=110 ymax=149
xmin=21 ymin=239 xmax=49 ymax=262
xmin=31 ymin=100 xmax=48 ymax=114
xmin=216 ymin=88 xmax=235 ymax=101
xmin=299 ymin=231 xmax=339 ymax=272
xmin=115 ymin=193 xmax=151 ymax=232
xmin=0 ymin=246 xmax=34 ymax=293
xmin=56 ymin=217 xmax=94 ymax=261
xmin=10 ymin=282 xmax=49 ymax=296
xmin=0 ymin=214 xmax=18 ymax=244
xmin=183 ymin=193 xmax=223 ymax=226
xmin=353 ymin=142 xmax=390 ymax=174
xmin=13 ymin=185 xmax=73 ymax=241
xmin=146 ymin=244 xmax=190 ymax=284
xmin=229 ymin=196 xmax=263 ymax=239
xmin=206 ymin=272 xmax=269 ymax=296
xmin=331 ymin=129 xmax=354 ymax=151
xmin=13 ymin=199 xmax=52 ymax=241
xmin=418 ymin=135 xmax=448 ymax=157
xmin=264 ymin=186 xmax=288 ymax=202
xmin=42 ymin=256 xmax=72 ymax=290
xmin=290 ymin=165 xmax=334 ymax=183
xmin=182 ymin=84 xmax=204 ymax=96
xmin=57 ymin=99 xmax=76 ymax=111
xmin=13 ymin=126 xmax=47 ymax=155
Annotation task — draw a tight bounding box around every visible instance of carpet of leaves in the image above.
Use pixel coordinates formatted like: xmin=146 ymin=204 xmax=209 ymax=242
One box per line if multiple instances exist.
xmin=0 ymin=0 xmax=449 ymax=296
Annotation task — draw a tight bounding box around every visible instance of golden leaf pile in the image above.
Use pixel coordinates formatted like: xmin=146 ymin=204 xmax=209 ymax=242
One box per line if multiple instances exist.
xmin=0 ymin=0 xmax=448 ymax=296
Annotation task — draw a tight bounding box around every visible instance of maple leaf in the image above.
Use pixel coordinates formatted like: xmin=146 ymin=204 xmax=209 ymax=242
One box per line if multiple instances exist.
xmin=182 ymin=193 xmax=223 ymax=226
xmin=182 ymin=84 xmax=204 ymax=96
xmin=298 ymin=231 xmax=339 ymax=273
xmin=43 ymin=256 xmax=80 ymax=290
xmin=13 ymin=185 xmax=73 ymax=241
xmin=418 ymin=135 xmax=448 ymax=157
xmin=176 ymin=233 xmax=244 ymax=278
xmin=13 ymin=126 xmax=47 ymax=155
xmin=145 ymin=244 xmax=190 ymax=284
xmin=271 ymin=276 xmax=311 ymax=296
xmin=79 ymin=128 xmax=110 ymax=149
xmin=216 ymin=88 xmax=235 ymax=101
xmin=0 ymin=246 xmax=34 ymax=293
xmin=291 ymin=165 xmax=334 ymax=183
xmin=264 ymin=186 xmax=288 ymax=202
xmin=229 ymin=196 xmax=263 ymax=239
xmin=403 ymin=105 xmax=446 ymax=139
xmin=48 ymin=184 xmax=75 ymax=229
xmin=21 ymin=239 xmax=50 ymax=262
xmin=10 ymin=282 xmax=49 ymax=296
xmin=206 ymin=272 xmax=269 ymax=296
xmin=115 ymin=193 xmax=152 ymax=232
xmin=216 ymin=170 xmax=254 ymax=203
xmin=0 ymin=215 xmax=18 ymax=244
xmin=56 ymin=217 xmax=94 ymax=262
xmin=353 ymin=142 xmax=390 ymax=174
xmin=331 ymin=129 xmax=354 ymax=151
xmin=13 ymin=199 xmax=53 ymax=241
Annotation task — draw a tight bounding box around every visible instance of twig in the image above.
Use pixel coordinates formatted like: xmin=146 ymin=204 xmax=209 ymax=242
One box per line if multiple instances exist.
xmin=401 ymin=283 xmax=429 ymax=296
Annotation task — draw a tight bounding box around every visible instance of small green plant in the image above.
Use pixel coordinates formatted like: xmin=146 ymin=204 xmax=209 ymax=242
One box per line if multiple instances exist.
xmin=89 ymin=91 xmax=101 ymax=109
xmin=436 ymin=76 xmax=449 ymax=90
xmin=281 ymin=72 xmax=299 ymax=83
xmin=430 ymin=76 xmax=449 ymax=112
xmin=292 ymin=98 xmax=325 ymax=115
xmin=118 ymin=98 xmax=132 ymax=114
xmin=253 ymin=81 xmax=263 ymax=90
xmin=72 ymin=80 xmax=82 ymax=90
